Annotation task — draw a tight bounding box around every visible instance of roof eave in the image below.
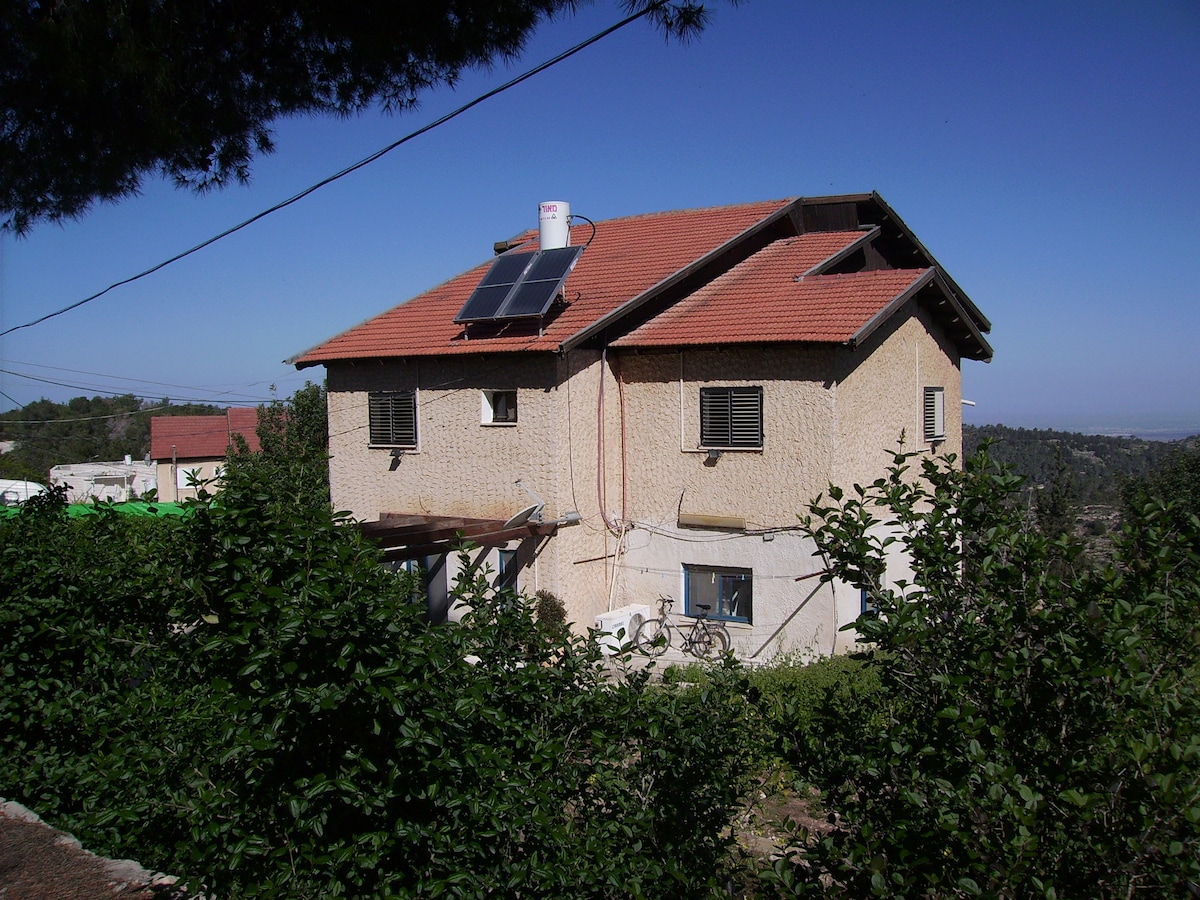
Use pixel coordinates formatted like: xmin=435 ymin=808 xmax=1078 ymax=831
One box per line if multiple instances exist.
xmin=848 ymin=268 xmax=992 ymax=362
xmin=802 ymin=225 xmax=882 ymax=275
xmin=868 ymin=192 xmax=992 ymax=335
xmin=848 ymin=269 xmax=937 ymax=351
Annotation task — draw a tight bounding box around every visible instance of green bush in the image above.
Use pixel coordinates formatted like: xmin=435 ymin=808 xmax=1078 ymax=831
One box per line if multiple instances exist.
xmin=1 ymin=467 xmax=759 ymax=897
xmin=748 ymin=653 xmax=886 ymax=788
xmin=763 ymin=446 xmax=1200 ymax=898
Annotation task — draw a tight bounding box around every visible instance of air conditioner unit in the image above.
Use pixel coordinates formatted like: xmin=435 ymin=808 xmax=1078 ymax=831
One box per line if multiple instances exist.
xmin=595 ymin=604 xmax=650 ymax=656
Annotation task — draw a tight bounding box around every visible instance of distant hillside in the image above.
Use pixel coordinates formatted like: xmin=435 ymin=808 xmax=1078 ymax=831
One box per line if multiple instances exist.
xmin=964 ymin=424 xmax=1199 ymax=505
xmin=0 ymin=395 xmax=227 ymax=478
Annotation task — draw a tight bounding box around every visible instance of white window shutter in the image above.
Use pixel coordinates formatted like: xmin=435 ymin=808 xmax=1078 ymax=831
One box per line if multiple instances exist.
xmin=924 ymin=386 xmax=945 ymax=441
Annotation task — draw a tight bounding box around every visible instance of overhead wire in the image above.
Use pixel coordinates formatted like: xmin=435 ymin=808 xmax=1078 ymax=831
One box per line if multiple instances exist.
xmin=0 ymin=4 xmax=659 ymax=340
xmin=0 ymin=357 xmax=294 ymax=396
xmin=0 ymin=367 xmax=278 ymax=406
xmin=1 ymin=404 xmax=172 ymax=425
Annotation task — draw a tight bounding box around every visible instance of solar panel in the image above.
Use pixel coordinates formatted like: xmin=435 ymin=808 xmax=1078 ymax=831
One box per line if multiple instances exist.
xmin=454 ymin=245 xmax=584 ymax=324
xmin=454 ymin=252 xmax=536 ymax=323
xmin=495 ymin=246 xmax=584 ymax=319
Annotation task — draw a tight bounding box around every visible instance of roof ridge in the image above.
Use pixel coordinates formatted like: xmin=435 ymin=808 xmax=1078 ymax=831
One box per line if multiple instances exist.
xmin=578 ymin=197 xmax=796 ymax=228
xmin=498 ymin=197 xmax=798 ymax=246
xmin=794 ymin=267 xmax=929 ymax=282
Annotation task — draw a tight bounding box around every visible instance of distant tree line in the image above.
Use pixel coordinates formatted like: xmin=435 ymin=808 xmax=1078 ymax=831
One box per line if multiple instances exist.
xmin=964 ymin=423 xmax=1196 ymax=506
xmin=0 ymin=394 xmax=226 ymax=480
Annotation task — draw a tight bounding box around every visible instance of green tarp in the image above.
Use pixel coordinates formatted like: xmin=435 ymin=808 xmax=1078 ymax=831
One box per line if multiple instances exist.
xmin=0 ymin=501 xmax=189 ymax=519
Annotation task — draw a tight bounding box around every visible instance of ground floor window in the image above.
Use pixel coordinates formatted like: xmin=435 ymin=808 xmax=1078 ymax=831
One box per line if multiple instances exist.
xmin=858 ymin=560 xmax=885 ymax=617
xmin=684 ymin=564 xmax=752 ymax=624
xmin=497 ymin=548 xmax=519 ymax=590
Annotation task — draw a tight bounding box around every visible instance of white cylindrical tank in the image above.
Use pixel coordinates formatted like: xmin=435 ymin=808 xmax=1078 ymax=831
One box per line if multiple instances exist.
xmin=538 ymin=201 xmax=571 ymax=249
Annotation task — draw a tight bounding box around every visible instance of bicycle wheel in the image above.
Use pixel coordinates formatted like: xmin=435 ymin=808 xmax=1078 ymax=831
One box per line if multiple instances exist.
xmin=635 ymin=618 xmax=672 ymax=656
xmin=707 ymin=623 xmax=731 ymax=655
xmin=688 ymin=629 xmax=714 ymax=658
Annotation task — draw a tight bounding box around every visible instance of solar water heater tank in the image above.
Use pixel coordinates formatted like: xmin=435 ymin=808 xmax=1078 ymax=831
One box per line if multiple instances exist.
xmin=538 ymin=201 xmax=570 ymax=250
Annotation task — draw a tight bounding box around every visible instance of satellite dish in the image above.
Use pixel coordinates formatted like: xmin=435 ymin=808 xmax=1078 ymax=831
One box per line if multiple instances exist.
xmin=503 ymin=504 xmax=541 ymax=528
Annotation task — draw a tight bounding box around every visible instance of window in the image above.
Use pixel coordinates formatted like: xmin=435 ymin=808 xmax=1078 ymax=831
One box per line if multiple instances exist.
xmin=176 ymin=466 xmax=203 ymax=490
xmin=700 ymin=386 xmax=763 ymax=449
xmin=684 ymin=564 xmax=753 ymax=623
xmin=497 ymin=548 xmax=518 ymax=590
xmin=858 ymin=560 xmax=885 ymax=617
xmin=923 ymin=386 xmax=945 ymax=441
xmin=482 ymin=390 xmax=518 ymax=425
xmin=860 ymin=586 xmax=875 ymax=616
xmin=369 ymin=391 xmax=417 ymax=447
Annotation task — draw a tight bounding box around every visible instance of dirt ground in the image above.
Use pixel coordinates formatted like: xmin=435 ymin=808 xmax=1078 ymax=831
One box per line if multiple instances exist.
xmin=0 ymin=802 xmax=178 ymax=900
xmin=736 ymin=781 xmax=833 ymax=861
xmin=1 ymin=785 xmax=825 ymax=898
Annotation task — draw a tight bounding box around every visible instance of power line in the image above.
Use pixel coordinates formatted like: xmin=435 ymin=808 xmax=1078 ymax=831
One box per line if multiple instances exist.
xmin=0 ymin=404 xmax=172 ymax=424
xmin=0 ymin=5 xmax=656 ymax=340
xmin=0 ymin=356 xmax=299 ymax=401
xmin=0 ymin=368 xmax=277 ymax=406
xmin=0 ymin=356 xmax=276 ymax=393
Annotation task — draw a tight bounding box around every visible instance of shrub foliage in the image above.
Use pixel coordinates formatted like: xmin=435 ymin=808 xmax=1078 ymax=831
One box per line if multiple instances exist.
xmin=764 ymin=447 xmax=1200 ymax=898
xmin=1 ymin=466 xmax=757 ymax=897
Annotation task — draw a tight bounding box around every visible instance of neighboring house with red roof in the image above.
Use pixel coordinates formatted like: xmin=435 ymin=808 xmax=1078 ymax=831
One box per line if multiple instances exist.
xmin=149 ymin=408 xmax=261 ymax=501
xmin=290 ymin=193 xmax=992 ymax=656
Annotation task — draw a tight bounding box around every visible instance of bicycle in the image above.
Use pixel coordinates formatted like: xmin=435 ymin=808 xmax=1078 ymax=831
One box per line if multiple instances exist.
xmin=634 ymin=597 xmax=731 ymax=658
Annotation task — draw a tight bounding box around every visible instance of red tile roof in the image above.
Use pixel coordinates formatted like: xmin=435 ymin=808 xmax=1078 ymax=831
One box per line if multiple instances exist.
xmin=291 ymin=199 xmax=806 ymax=365
xmin=613 ymin=235 xmax=931 ymax=347
xmin=290 ymin=194 xmax=992 ymax=365
xmin=149 ymin=408 xmax=261 ymax=461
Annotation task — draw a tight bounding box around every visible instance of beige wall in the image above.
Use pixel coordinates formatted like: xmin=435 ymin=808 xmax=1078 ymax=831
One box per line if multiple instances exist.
xmin=322 ymin=303 xmax=963 ymax=657
xmin=834 ymin=300 xmax=964 ymax=488
xmin=155 ymin=458 xmax=226 ymax=501
xmin=326 ymin=353 xmax=608 ymax=624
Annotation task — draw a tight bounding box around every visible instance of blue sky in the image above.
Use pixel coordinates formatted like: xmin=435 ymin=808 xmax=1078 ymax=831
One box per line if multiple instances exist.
xmin=1 ymin=0 xmax=1197 ymax=437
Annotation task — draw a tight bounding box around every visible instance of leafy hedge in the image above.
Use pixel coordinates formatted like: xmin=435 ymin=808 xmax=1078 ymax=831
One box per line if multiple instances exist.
xmin=1 ymin=472 xmax=759 ymax=897
xmin=747 ymin=653 xmax=886 ymax=789
xmin=764 ymin=447 xmax=1200 ymax=898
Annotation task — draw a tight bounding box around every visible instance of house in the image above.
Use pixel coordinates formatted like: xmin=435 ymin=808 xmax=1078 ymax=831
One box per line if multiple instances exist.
xmin=289 ymin=194 xmax=991 ymax=657
xmin=50 ymin=459 xmax=157 ymax=503
xmin=0 ymin=479 xmax=46 ymax=506
xmin=149 ymin=409 xmax=261 ymax=501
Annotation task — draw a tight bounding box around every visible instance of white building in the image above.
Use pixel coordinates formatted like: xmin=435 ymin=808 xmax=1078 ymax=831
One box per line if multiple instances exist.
xmin=49 ymin=459 xmax=157 ymax=503
xmin=0 ymin=479 xmax=46 ymax=506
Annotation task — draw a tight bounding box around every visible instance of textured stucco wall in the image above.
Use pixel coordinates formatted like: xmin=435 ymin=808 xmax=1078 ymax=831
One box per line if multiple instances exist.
xmin=319 ymin=302 xmax=965 ymax=657
xmin=601 ymin=346 xmax=844 ymax=657
xmin=326 ymin=354 xmax=561 ymax=523
xmin=155 ymin=458 xmax=225 ymax=501
xmin=324 ymin=352 xmax=614 ymax=629
xmin=834 ymin=300 xmax=963 ymax=488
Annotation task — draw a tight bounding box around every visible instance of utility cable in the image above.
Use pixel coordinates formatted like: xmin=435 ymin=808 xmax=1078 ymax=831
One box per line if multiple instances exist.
xmin=0 ymin=356 xmax=296 ymax=405
xmin=0 ymin=5 xmax=657 ymax=339
xmin=0 ymin=368 xmax=276 ymax=406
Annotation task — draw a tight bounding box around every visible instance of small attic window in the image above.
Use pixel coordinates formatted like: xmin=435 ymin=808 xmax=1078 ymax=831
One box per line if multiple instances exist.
xmin=923 ymin=386 xmax=945 ymax=441
xmin=482 ymin=390 xmax=517 ymax=425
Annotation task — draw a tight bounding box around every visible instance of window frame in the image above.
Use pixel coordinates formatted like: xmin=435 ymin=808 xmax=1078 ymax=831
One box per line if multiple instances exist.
xmin=699 ymin=385 xmax=763 ymax=450
xmin=496 ymin=548 xmax=519 ymax=590
xmin=923 ymin=385 xmax=945 ymax=442
xmin=683 ymin=563 xmax=753 ymax=624
xmin=369 ymin=390 xmax=418 ymax=448
xmin=481 ymin=389 xmax=518 ymax=426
